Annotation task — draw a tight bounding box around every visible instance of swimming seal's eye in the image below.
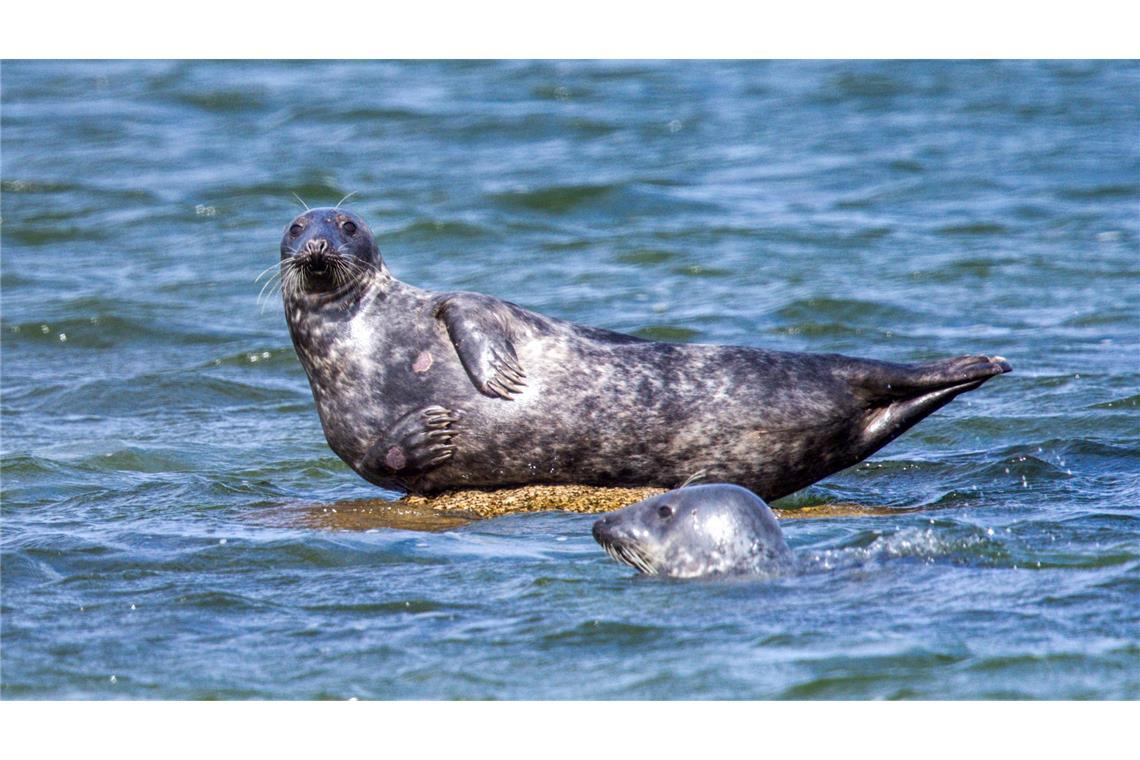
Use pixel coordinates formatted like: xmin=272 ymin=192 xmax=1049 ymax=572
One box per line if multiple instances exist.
xmin=657 ymin=504 xmax=674 ymax=519
xmin=289 ymin=223 xmax=303 ymax=237
xmin=342 ymin=220 xmax=358 ymax=236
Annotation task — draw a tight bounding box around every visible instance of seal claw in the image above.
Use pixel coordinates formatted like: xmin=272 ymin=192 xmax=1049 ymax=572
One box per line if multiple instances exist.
xmin=421 ymin=406 xmax=462 ymax=429
xmin=495 ymin=362 xmax=527 ymax=385
xmin=480 ymin=373 xmax=526 ymax=399
xmin=360 ymin=404 xmax=461 ymax=476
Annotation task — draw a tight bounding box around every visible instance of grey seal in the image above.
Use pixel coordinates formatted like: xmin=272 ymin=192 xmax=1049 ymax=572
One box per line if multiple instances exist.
xmin=279 ymin=207 xmax=1012 ymax=500
xmin=592 ymin=484 xmax=792 ymax=577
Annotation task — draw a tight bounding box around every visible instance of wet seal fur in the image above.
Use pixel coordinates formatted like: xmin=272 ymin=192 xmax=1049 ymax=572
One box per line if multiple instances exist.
xmin=280 ymin=207 xmax=1012 ymax=500
xmin=592 ymin=484 xmax=793 ymax=577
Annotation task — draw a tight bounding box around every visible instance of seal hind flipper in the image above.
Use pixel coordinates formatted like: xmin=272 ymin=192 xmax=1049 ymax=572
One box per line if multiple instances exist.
xmin=857 ymin=354 xmax=1012 ymax=448
xmin=434 ymin=293 xmax=528 ymax=400
xmin=873 ymin=354 xmax=1011 ymax=397
xmin=358 ymin=405 xmax=462 ymax=476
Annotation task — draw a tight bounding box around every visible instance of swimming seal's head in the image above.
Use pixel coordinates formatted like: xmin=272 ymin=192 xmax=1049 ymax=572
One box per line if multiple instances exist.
xmin=592 ymin=484 xmax=792 ymax=578
xmin=280 ymin=207 xmax=381 ymax=299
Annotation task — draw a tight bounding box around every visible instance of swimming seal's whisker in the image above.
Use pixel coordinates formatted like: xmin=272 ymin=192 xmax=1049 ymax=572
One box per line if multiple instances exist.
xmin=680 ymin=469 xmax=708 ymax=489
xmin=334 ymin=191 xmax=358 ymax=209
xmin=601 ymin=541 xmax=622 ymax=565
xmin=627 ymin=546 xmax=654 ymax=574
xmin=291 ymin=193 xmax=310 ymax=211
xmin=631 ymin=550 xmax=650 ymax=574
xmin=615 ymin=544 xmax=643 ymax=572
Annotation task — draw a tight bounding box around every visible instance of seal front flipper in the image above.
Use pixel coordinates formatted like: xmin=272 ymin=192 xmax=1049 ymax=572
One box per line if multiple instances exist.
xmin=434 ymin=294 xmax=528 ymax=399
xmin=359 ymin=406 xmax=462 ymax=476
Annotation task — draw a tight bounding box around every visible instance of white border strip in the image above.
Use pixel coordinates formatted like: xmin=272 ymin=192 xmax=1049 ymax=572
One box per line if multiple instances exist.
xmin=1 ymin=1 xmax=1139 ymax=58
xmin=1 ymin=701 xmax=1136 ymax=760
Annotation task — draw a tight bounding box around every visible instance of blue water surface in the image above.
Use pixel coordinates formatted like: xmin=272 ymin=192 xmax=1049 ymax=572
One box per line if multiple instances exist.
xmin=1 ymin=60 xmax=1138 ymax=699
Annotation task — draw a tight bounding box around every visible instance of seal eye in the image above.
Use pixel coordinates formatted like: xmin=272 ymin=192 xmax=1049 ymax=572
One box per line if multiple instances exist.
xmin=657 ymin=504 xmax=673 ymax=519
xmin=342 ymin=221 xmax=357 ymax=236
xmin=289 ymin=223 xmax=303 ymax=237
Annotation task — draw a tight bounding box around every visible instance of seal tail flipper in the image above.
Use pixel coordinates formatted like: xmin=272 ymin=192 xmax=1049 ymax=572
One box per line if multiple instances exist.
xmin=858 ymin=355 xmax=1012 ymax=448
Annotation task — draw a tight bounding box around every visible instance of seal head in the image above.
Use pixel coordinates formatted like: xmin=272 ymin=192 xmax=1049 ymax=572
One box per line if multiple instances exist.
xmin=280 ymin=208 xmax=383 ymax=301
xmin=592 ymin=484 xmax=793 ymax=578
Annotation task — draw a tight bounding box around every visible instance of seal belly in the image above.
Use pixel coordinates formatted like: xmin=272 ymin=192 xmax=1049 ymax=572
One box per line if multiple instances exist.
xmin=416 ymin=339 xmax=859 ymax=498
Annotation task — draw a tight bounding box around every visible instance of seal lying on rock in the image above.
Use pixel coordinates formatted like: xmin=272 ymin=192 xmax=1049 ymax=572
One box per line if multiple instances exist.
xmin=280 ymin=207 xmax=1012 ymax=499
xmin=592 ymin=484 xmax=792 ymax=577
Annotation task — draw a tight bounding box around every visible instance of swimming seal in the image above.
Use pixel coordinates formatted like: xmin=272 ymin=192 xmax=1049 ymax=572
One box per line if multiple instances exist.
xmin=592 ymin=483 xmax=792 ymax=577
xmin=280 ymin=207 xmax=1012 ymax=500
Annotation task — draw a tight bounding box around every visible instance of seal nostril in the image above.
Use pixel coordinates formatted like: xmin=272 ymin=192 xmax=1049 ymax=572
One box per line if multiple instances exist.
xmin=304 ymin=238 xmax=330 ymax=255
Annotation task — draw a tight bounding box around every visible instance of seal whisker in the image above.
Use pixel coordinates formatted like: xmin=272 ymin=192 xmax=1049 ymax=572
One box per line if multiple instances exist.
xmin=600 ymin=541 xmax=618 ymax=562
xmin=679 ymin=469 xmax=709 ymax=489
xmin=624 ymin=545 xmax=647 ymax=573
xmin=633 ymin=548 xmax=657 ymax=575
xmin=323 ymin=258 xmax=369 ymax=300
xmin=254 ymin=260 xmax=287 ymax=283
xmin=334 ymin=258 xmax=358 ymax=290
xmin=291 ymin=193 xmax=310 ymax=211
xmin=279 ymin=258 xmax=309 ymax=301
xmin=260 ymin=270 xmax=294 ymax=311
xmin=257 ymin=272 xmax=285 ymax=308
xmin=334 ymin=191 xmax=358 ymax=209
xmin=615 ymin=545 xmax=639 ymax=571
